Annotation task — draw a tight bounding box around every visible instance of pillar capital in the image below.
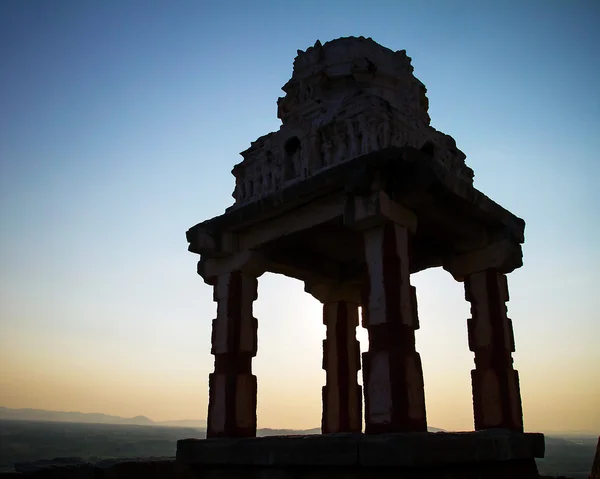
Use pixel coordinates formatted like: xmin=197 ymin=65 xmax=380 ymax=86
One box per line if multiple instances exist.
xmin=443 ymin=239 xmax=523 ymax=281
xmin=187 ymin=227 xmax=238 ymax=256
xmin=199 ymin=251 xmax=268 ymax=284
xmin=344 ymin=190 xmax=417 ymax=233
xmin=305 ymin=281 xmax=362 ymax=304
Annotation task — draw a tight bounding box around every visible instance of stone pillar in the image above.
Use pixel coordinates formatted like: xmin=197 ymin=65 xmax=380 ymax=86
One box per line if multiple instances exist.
xmin=305 ymin=282 xmax=363 ymax=434
xmin=465 ymin=269 xmax=523 ymax=432
xmin=322 ymin=299 xmax=362 ymax=433
xmin=207 ymin=270 xmax=258 ymax=438
xmin=361 ymin=222 xmax=427 ymax=434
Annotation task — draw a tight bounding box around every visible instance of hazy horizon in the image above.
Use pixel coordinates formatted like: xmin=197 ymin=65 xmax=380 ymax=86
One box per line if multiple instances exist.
xmin=1 ymin=1 xmax=599 ymax=435
xmin=1 ymin=405 xmax=597 ymax=436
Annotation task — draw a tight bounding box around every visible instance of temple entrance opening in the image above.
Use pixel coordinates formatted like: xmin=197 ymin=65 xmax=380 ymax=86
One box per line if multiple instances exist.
xmin=252 ymin=272 xmax=370 ymax=432
xmin=411 ymin=266 xmax=473 ymax=431
xmin=252 ymin=273 xmax=324 ymax=431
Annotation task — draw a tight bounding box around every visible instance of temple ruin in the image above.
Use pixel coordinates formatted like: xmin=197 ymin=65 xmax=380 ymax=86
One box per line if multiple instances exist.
xmin=181 ymin=37 xmax=544 ymax=477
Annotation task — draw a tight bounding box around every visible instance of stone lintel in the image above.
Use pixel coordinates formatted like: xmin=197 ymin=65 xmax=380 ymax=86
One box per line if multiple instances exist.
xmin=443 ymin=239 xmax=523 ymax=281
xmin=199 ymin=251 xmax=267 ymax=284
xmin=238 ymin=194 xmax=346 ymax=251
xmin=187 ymin=227 xmax=216 ymax=254
xmin=176 ymin=431 xmax=545 ymax=467
xmin=187 ymin=228 xmax=238 ymax=257
xmin=344 ymin=190 xmax=417 ymax=232
xmin=266 ymin=250 xmax=342 ymax=285
xmin=305 ymin=282 xmax=362 ymax=304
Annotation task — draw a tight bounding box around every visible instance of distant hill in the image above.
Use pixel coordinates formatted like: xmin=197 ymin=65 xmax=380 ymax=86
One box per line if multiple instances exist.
xmin=0 ymin=407 xmax=446 ymax=433
xmin=156 ymin=419 xmax=207 ymax=428
xmin=0 ymin=407 xmax=159 ymax=427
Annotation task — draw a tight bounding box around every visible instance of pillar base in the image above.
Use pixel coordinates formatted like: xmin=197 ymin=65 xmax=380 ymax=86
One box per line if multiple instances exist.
xmin=321 ymin=299 xmax=362 ymax=434
xmin=471 ymin=368 xmax=523 ymax=432
xmin=322 ymin=384 xmax=363 ymax=434
xmin=362 ymin=349 xmax=427 ymax=434
xmin=178 ymin=430 xmax=545 ymax=478
xmin=207 ymin=373 xmax=257 ymax=438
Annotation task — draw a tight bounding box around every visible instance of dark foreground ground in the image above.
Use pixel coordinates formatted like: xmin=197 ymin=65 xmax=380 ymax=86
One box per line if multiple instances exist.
xmin=0 ymin=420 xmax=596 ymax=478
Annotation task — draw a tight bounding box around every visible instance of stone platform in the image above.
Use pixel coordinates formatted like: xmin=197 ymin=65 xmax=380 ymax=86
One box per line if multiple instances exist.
xmin=177 ymin=430 xmax=545 ymax=478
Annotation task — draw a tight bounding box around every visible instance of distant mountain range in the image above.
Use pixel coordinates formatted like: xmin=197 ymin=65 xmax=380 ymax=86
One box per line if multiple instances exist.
xmin=0 ymin=407 xmax=445 ymax=433
xmin=0 ymin=407 xmax=206 ymax=428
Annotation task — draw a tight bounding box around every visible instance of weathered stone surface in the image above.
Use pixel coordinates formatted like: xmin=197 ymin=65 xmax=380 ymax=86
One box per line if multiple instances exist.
xmin=361 ymin=223 xmax=427 ymax=434
xmin=207 ymin=271 xmax=259 ymax=438
xmin=321 ymin=300 xmax=362 ymax=433
xmin=177 ymin=431 xmax=544 ymax=467
xmin=177 ymin=434 xmax=360 ymax=466
xmin=444 ymin=239 xmax=524 ymax=280
xmin=465 ymin=270 xmax=524 ymax=432
xmin=359 ymin=430 xmax=544 ymax=466
xmin=187 ymin=147 xmax=525 ymax=278
xmin=231 ymin=37 xmax=474 ymax=209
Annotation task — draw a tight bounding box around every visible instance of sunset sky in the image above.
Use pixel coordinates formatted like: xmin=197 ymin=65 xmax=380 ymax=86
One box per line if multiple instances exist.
xmin=1 ymin=1 xmax=599 ymax=434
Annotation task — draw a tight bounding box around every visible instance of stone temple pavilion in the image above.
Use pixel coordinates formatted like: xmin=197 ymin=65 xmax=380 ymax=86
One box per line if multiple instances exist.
xmin=179 ymin=37 xmax=544 ymax=478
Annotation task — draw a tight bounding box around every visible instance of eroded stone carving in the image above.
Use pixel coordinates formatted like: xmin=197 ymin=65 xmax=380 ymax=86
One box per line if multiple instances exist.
xmin=230 ymin=36 xmax=474 ymax=207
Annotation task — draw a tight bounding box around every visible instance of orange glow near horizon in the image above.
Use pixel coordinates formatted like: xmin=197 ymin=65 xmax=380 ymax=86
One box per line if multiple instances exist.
xmin=1 ymin=0 xmax=599 ymax=439
xmin=1 ymin=271 xmax=598 ymax=435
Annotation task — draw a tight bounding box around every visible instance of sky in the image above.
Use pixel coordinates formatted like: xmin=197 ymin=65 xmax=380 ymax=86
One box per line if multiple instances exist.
xmin=0 ymin=0 xmax=599 ymax=434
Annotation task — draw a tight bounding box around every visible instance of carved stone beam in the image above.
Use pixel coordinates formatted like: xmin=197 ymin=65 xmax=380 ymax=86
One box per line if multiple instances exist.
xmin=267 ymin=250 xmax=341 ymax=286
xmin=344 ymin=190 xmax=417 ymax=233
xmin=199 ymin=251 xmax=268 ymax=285
xmin=238 ymin=194 xmax=346 ymax=251
xmin=305 ymin=281 xmax=362 ymax=304
xmin=443 ymin=239 xmax=523 ymax=282
xmin=187 ymin=227 xmax=238 ymax=257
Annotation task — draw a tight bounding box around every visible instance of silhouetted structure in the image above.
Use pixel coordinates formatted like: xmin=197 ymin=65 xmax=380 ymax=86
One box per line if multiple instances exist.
xmin=591 ymin=437 xmax=600 ymax=479
xmin=183 ymin=37 xmax=544 ymax=477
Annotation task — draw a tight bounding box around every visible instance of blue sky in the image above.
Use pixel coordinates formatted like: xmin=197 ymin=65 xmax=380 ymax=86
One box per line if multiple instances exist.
xmin=1 ymin=0 xmax=599 ymax=433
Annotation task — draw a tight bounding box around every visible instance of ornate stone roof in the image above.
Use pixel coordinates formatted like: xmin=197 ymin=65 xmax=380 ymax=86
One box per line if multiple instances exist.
xmin=232 ymin=37 xmax=474 ymax=208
